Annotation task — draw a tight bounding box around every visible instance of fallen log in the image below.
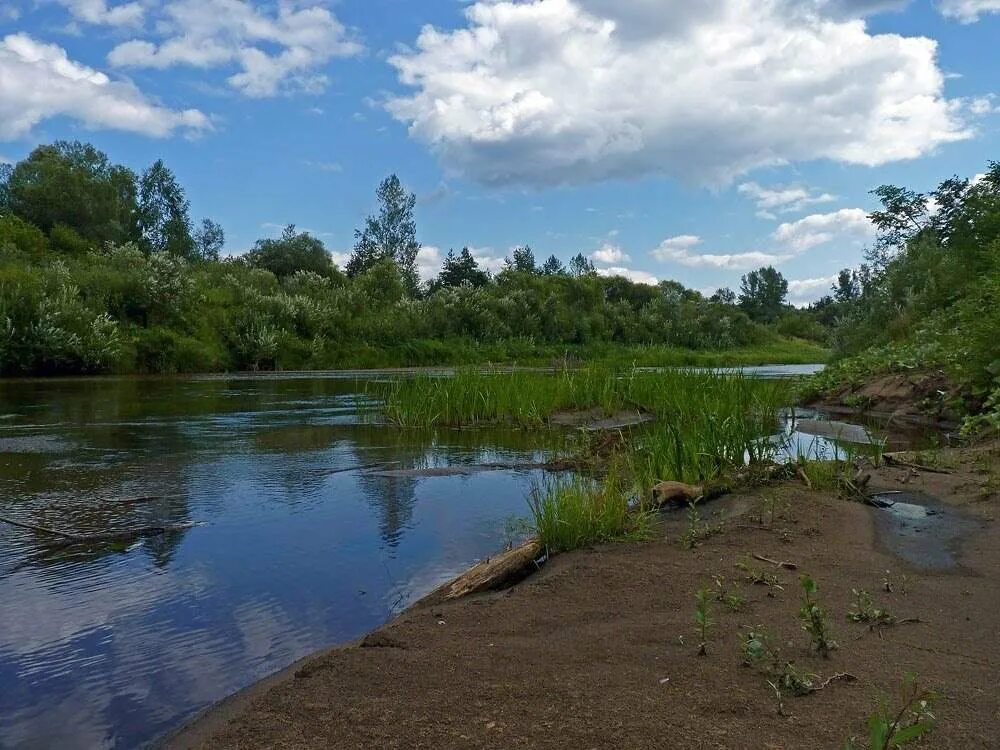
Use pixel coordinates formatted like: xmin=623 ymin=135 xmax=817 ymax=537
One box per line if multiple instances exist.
xmin=752 ymin=553 xmax=798 ymax=570
xmin=0 ymin=515 xmax=199 ymax=547
xmin=440 ymin=539 xmax=545 ymax=600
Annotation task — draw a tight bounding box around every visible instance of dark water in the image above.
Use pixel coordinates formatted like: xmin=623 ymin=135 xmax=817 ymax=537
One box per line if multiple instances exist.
xmin=0 ymin=366 xmax=920 ymax=749
xmin=0 ymin=376 xmax=557 ymax=749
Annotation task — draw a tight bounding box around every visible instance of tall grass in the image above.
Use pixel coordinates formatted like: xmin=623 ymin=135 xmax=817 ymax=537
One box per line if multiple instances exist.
xmin=528 ymin=474 xmax=650 ymax=552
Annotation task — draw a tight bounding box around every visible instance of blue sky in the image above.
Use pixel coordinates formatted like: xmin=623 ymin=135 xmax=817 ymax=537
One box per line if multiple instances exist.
xmin=0 ymin=0 xmax=997 ymax=303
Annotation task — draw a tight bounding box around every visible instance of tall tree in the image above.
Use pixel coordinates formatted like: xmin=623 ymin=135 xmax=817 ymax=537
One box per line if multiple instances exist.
xmin=738 ymin=266 xmax=788 ymax=322
xmin=347 ymin=175 xmax=421 ymax=295
xmin=193 ymin=218 xmax=225 ymax=262
xmin=4 ymin=141 xmax=138 ymax=244
xmin=246 ymin=225 xmax=333 ymax=279
xmin=710 ymin=287 xmax=736 ymax=305
xmin=568 ymin=253 xmax=596 ymax=277
xmin=540 ymin=254 xmax=566 ymax=276
xmin=832 ymin=269 xmax=859 ymax=303
xmin=139 ymin=160 xmax=194 ymax=257
xmin=505 ymin=245 xmax=537 ymax=273
xmin=433 ymin=247 xmax=489 ymax=290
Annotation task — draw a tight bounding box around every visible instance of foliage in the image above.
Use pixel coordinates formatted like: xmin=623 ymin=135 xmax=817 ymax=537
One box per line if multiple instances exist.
xmin=527 ymin=474 xmax=649 ymax=553
xmin=739 ymin=266 xmax=789 ymax=323
xmin=799 ymin=574 xmax=837 ymax=657
xmin=139 ymin=159 xmax=194 ymax=257
xmin=846 ymin=674 xmax=937 ymax=750
xmin=246 ymin=225 xmax=338 ymax=280
xmin=694 ymin=588 xmax=713 ymax=656
xmin=347 ymin=175 xmax=421 ymax=295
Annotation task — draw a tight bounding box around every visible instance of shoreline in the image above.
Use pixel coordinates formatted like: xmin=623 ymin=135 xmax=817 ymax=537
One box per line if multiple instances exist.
xmin=163 ymin=441 xmax=998 ymax=749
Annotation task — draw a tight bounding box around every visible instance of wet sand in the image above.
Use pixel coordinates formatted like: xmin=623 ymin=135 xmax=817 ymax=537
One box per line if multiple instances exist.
xmin=165 ymin=444 xmax=999 ymax=749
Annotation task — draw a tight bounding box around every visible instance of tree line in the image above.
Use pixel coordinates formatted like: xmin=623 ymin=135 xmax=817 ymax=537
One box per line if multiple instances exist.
xmin=0 ymin=141 xmax=851 ymax=375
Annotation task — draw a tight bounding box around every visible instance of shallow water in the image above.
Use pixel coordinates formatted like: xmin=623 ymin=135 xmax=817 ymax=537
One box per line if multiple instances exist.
xmin=0 ymin=376 xmax=557 ymax=749
xmin=0 ymin=368 xmax=919 ymax=748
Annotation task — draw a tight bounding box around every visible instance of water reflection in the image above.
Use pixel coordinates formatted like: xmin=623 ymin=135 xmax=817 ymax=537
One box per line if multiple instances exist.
xmin=0 ymin=376 xmax=557 ymax=748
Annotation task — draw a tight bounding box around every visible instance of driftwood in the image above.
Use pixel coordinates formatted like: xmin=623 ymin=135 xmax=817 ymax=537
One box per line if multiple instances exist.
xmin=440 ymin=539 xmax=545 ymax=600
xmin=0 ymin=515 xmax=198 ymax=547
xmin=752 ymin=553 xmax=798 ymax=570
xmin=884 ymin=453 xmax=953 ymax=475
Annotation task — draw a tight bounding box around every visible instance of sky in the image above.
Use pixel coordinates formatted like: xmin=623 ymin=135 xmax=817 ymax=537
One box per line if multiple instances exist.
xmin=0 ymin=0 xmax=998 ymax=304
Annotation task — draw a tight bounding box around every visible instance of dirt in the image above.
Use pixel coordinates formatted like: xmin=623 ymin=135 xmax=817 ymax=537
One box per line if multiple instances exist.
xmin=164 ymin=444 xmax=999 ymax=750
xmin=817 ymin=370 xmax=966 ymax=428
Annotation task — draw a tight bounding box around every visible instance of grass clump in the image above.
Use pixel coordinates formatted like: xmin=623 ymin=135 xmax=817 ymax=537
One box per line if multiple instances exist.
xmin=528 ymin=475 xmax=650 ymax=553
xmin=694 ymin=588 xmax=714 ymax=656
xmin=848 ymin=589 xmax=896 ymax=628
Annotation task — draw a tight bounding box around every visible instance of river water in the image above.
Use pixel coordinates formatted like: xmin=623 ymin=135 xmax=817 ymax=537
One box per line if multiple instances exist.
xmin=0 ymin=366 xmax=906 ymax=748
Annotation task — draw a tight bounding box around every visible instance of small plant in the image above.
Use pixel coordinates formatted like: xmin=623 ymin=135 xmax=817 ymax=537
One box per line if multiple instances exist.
xmin=736 ymin=559 xmax=783 ymax=590
xmin=694 ymin=588 xmax=713 ymax=656
xmin=713 ymin=575 xmax=747 ymax=611
xmin=680 ymin=499 xmax=722 ymax=549
xmin=848 ymin=589 xmax=896 ymax=628
xmin=799 ymin=575 xmax=837 ymax=657
xmin=846 ymin=674 xmax=937 ymax=749
xmin=741 ymin=625 xmax=781 ymax=671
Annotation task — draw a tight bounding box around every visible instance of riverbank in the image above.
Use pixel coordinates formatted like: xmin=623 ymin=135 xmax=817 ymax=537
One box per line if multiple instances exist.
xmin=165 ymin=442 xmax=998 ymax=749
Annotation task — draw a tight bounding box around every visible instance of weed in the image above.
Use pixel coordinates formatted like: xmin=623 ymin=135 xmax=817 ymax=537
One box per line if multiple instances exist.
xmin=848 ymin=589 xmax=896 ymax=628
xmin=680 ymin=499 xmax=723 ymax=549
xmin=694 ymin=588 xmax=713 ymax=656
xmin=845 ymin=674 xmax=937 ymax=749
xmin=713 ymin=575 xmax=747 ymax=611
xmin=736 ymin=559 xmax=784 ymax=590
xmin=528 ymin=474 xmax=651 ymax=553
xmin=799 ymin=575 xmax=837 ymax=657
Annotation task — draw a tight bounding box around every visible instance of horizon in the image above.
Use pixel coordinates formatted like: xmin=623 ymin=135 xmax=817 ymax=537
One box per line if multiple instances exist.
xmin=1 ymin=0 xmax=998 ymax=303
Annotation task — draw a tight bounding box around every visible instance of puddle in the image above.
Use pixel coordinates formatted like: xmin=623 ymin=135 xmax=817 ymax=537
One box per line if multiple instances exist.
xmin=870 ymin=491 xmax=981 ymax=570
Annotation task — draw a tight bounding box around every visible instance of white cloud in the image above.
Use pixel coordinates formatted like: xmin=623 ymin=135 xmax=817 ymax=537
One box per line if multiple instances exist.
xmin=967 ymin=95 xmax=999 ymax=115
xmin=772 ymin=208 xmax=875 ymax=252
xmin=737 ymin=182 xmax=837 ymax=219
xmin=469 ymin=247 xmax=506 ymax=274
xmin=387 ymin=0 xmax=967 ymax=186
xmin=938 ymin=0 xmax=1000 ymax=22
xmin=788 ymin=274 xmax=839 ymax=299
xmin=0 ymin=33 xmax=210 ymax=140
xmin=590 ymin=243 xmax=629 ymax=264
xmin=416 ymin=245 xmax=443 ymax=282
xmin=108 ymin=0 xmax=362 ymax=97
xmin=651 ymin=235 xmax=790 ymax=269
xmin=54 ymin=0 xmax=145 ymax=27
xmin=596 ymin=266 xmax=658 ymax=285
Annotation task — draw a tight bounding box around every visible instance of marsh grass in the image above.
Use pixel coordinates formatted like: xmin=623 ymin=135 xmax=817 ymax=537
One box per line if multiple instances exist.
xmin=527 ymin=474 xmax=651 ymax=553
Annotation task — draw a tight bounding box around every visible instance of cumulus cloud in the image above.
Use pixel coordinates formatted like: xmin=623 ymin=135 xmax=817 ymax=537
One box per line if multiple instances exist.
xmin=108 ymin=0 xmax=362 ymax=97
xmin=788 ymin=274 xmax=840 ymax=301
xmin=650 ymin=207 xmax=874 ymax=270
xmin=0 ymin=33 xmax=210 ymax=140
xmin=590 ymin=243 xmax=630 ymax=264
xmin=938 ymin=0 xmax=1000 ymax=22
xmin=54 ymin=0 xmax=145 ymax=27
xmin=737 ymin=182 xmax=837 ymax=219
xmin=387 ymin=0 xmax=967 ymax=186
xmin=596 ymin=266 xmax=658 ymax=285
xmin=771 ymin=208 xmax=876 ymax=252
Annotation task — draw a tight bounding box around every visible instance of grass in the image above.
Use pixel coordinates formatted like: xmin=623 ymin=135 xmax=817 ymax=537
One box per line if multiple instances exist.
xmin=373 ymin=366 xmax=790 ymax=492
xmin=527 ymin=474 xmax=651 ymax=553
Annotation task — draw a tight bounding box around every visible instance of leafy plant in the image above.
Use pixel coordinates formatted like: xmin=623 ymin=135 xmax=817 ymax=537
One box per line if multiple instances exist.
xmin=799 ymin=574 xmax=837 ymax=657
xmin=846 ymin=674 xmax=937 ymax=749
xmin=694 ymin=588 xmax=713 ymax=656
xmin=848 ymin=589 xmax=896 ymax=628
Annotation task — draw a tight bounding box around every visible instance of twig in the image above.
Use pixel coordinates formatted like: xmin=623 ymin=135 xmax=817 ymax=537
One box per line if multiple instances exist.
xmin=884 ymin=454 xmax=953 ymax=475
xmin=753 ymin=553 xmax=798 ymax=570
xmin=767 ymin=680 xmax=786 ymax=716
xmin=810 ymin=672 xmax=857 ymax=692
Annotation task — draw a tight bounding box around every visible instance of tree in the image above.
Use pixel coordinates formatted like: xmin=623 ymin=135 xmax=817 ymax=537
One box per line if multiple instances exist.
xmin=505 ymin=245 xmax=536 ymax=273
xmin=738 ymin=266 xmax=788 ymax=322
xmin=246 ymin=225 xmax=333 ymax=279
xmin=710 ymin=287 xmax=736 ymax=305
xmin=541 ymin=255 xmax=566 ymax=275
xmin=568 ymin=253 xmax=596 ymax=277
xmin=832 ymin=269 xmax=859 ymax=303
xmin=139 ymin=160 xmax=194 ymax=257
xmin=3 ymin=141 xmax=139 ymax=244
xmin=432 ymin=247 xmax=489 ymax=290
xmin=194 ymin=219 xmax=225 ymax=262
xmin=347 ymin=175 xmax=421 ymax=295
